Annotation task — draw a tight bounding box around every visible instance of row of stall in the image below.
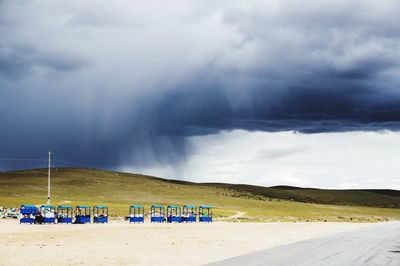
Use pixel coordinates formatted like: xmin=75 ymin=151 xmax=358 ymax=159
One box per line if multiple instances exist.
xmin=20 ymin=205 xmax=108 ymax=224
xmin=19 ymin=204 xmax=213 ymax=224
xmin=142 ymin=205 xmax=213 ymax=223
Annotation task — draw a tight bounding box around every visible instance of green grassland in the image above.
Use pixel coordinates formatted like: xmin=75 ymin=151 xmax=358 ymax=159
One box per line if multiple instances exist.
xmin=1 ymin=168 xmax=400 ymax=222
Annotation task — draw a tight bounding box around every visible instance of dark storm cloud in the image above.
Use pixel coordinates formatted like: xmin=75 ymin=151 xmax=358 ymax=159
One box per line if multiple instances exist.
xmin=152 ymin=77 xmax=400 ymax=135
xmin=1 ymin=0 xmax=400 ymax=170
xmin=0 ymin=43 xmax=88 ymax=78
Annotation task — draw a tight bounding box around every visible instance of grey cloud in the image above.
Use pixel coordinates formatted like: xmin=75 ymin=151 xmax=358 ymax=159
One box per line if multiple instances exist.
xmin=0 ymin=43 xmax=88 ymax=78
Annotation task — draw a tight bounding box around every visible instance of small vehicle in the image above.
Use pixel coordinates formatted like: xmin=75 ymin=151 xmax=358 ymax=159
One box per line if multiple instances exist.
xmin=129 ymin=205 xmax=144 ymax=223
xmin=57 ymin=205 xmax=73 ymax=224
xmin=6 ymin=208 xmax=19 ymax=219
xmin=182 ymin=205 xmax=197 ymax=223
xmin=20 ymin=204 xmax=38 ymax=224
xmin=40 ymin=205 xmax=57 ymax=224
xmin=199 ymin=205 xmax=213 ymax=223
xmin=167 ymin=205 xmax=182 ymax=223
xmin=150 ymin=205 xmax=165 ymax=223
xmin=93 ymin=206 xmax=108 ymax=223
xmin=74 ymin=205 xmax=91 ymax=224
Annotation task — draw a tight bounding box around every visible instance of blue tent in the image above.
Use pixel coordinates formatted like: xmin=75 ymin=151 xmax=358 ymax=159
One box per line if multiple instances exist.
xmin=167 ymin=205 xmax=182 ymax=223
xmin=150 ymin=205 xmax=165 ymax=223
xmin=182 ymin=205 xmax=197 ymax=223
xmin=20 ymin=204 xmax=38 ymax=224
xmin=199 ymin=205 xmax=213 ymax=223
xmin=40 ymin=205 xmax=57 ymax=224
xmin=93 ymin=205 xmax=108 ymax=223
xmin=129 ymin=205 xmax=145 ymax=223
xmin=75 ymin=205 xmax=91 ymax=224
xmin=57 ymin=205 xmax=73 ymax=224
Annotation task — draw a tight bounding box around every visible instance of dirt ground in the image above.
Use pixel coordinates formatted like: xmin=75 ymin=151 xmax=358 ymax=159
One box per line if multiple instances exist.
xmin=0 ymin=220 xmax=372 ymax=265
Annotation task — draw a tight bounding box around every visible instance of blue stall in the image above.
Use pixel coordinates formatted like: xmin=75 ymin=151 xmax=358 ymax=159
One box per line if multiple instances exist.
xmin=182 ymin=205 xmax=197 ymax=223
xmin=129 ymin=205 xmax=145 ymax=223
xmin=20 ymin=204 xmax=38 ymax=224
xmin=199 ymin=205 xmax=213 ymax=223
xmin=167 ymin=205 xmax=182 ymax=223
xmin=93 ymin=206 xmax=108 ymax=223
xmin=57 ymin=205 xmax=73 ymax=224
xmin=75 ymin=205 xmax=91 ymax=224
xmin=40 ymin=205 xmax=56 ymax=224
xmin=150 ymin=205 xmax=165 ymax=223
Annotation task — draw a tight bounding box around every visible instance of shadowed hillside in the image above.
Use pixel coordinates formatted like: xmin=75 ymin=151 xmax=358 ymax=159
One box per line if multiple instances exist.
xmin=204 ymin=184 xmax=400 ymax=208
xmin=1 ymin=168 xmax=400 ymax=222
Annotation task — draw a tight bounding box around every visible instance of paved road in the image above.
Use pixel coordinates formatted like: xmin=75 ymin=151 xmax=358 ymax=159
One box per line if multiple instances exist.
xmin=208 ymin=222 xmax=400 ymax=266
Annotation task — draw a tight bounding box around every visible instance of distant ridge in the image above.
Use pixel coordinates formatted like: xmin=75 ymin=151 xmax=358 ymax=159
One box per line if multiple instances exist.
xmin=204 ymin=183 xmax=400 ymax=208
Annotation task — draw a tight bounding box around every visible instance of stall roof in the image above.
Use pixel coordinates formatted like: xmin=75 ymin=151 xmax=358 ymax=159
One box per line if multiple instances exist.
xmin=183 ymin=205 xmax=197 ymax=209
xmin=58 ymin=205 xmax=73 ymax=209
xmin=130 ymin=205 xmax=144 ymax=208
xmin=167 ymin=205 xmax=181 ymax=209
xmin=21 ymin=204 xmax=37 ymax=207
xmin=40 ymin=205 xmax=56 ymax=208
xmin=76 ymin=205 xmax=91 ymax=208
xmin=151 ymin=205 xmax=165 ymax=208
xmin=94 ymin=205 xmax=108 ymax=209
xmin=199 ymin=205 xmax=213 ymax=209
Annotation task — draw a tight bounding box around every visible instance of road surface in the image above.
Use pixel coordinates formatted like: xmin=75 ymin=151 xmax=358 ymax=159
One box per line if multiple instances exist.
xmin=208 ymin=222 xmax=400 ymax=266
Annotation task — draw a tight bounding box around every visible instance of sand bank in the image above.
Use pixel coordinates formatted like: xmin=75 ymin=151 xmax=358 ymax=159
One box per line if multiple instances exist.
xmin=0 ymin=220 xmax=372 ymax=265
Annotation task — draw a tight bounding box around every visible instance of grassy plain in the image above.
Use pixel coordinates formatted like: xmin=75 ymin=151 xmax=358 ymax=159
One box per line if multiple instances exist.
xmin=1 ymin=168 xmax=400 ymax=222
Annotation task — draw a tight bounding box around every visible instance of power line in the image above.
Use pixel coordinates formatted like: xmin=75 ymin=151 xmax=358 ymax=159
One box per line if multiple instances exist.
xmin=0 ymin=156 xmax=114 ymax=172
xmin=53 ymin=159 xmax=112 ymax=172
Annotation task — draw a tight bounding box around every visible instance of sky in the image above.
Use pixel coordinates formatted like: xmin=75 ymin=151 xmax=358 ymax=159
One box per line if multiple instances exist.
xmin=1 ymin=0 xmax=400 ymax=188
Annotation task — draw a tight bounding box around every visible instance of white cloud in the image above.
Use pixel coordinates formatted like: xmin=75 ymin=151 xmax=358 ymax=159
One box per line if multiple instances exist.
xmin=132 ymin=130 xmax=400 ymax=189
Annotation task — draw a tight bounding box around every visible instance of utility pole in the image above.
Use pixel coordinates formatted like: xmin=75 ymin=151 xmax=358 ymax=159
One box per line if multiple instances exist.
xmin=47 ymin=151 xmax=51 ymax=205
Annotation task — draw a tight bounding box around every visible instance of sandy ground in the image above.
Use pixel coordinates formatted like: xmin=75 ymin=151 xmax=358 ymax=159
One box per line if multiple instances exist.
xmin=0 ymin=220 xmax=372 ymax=266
